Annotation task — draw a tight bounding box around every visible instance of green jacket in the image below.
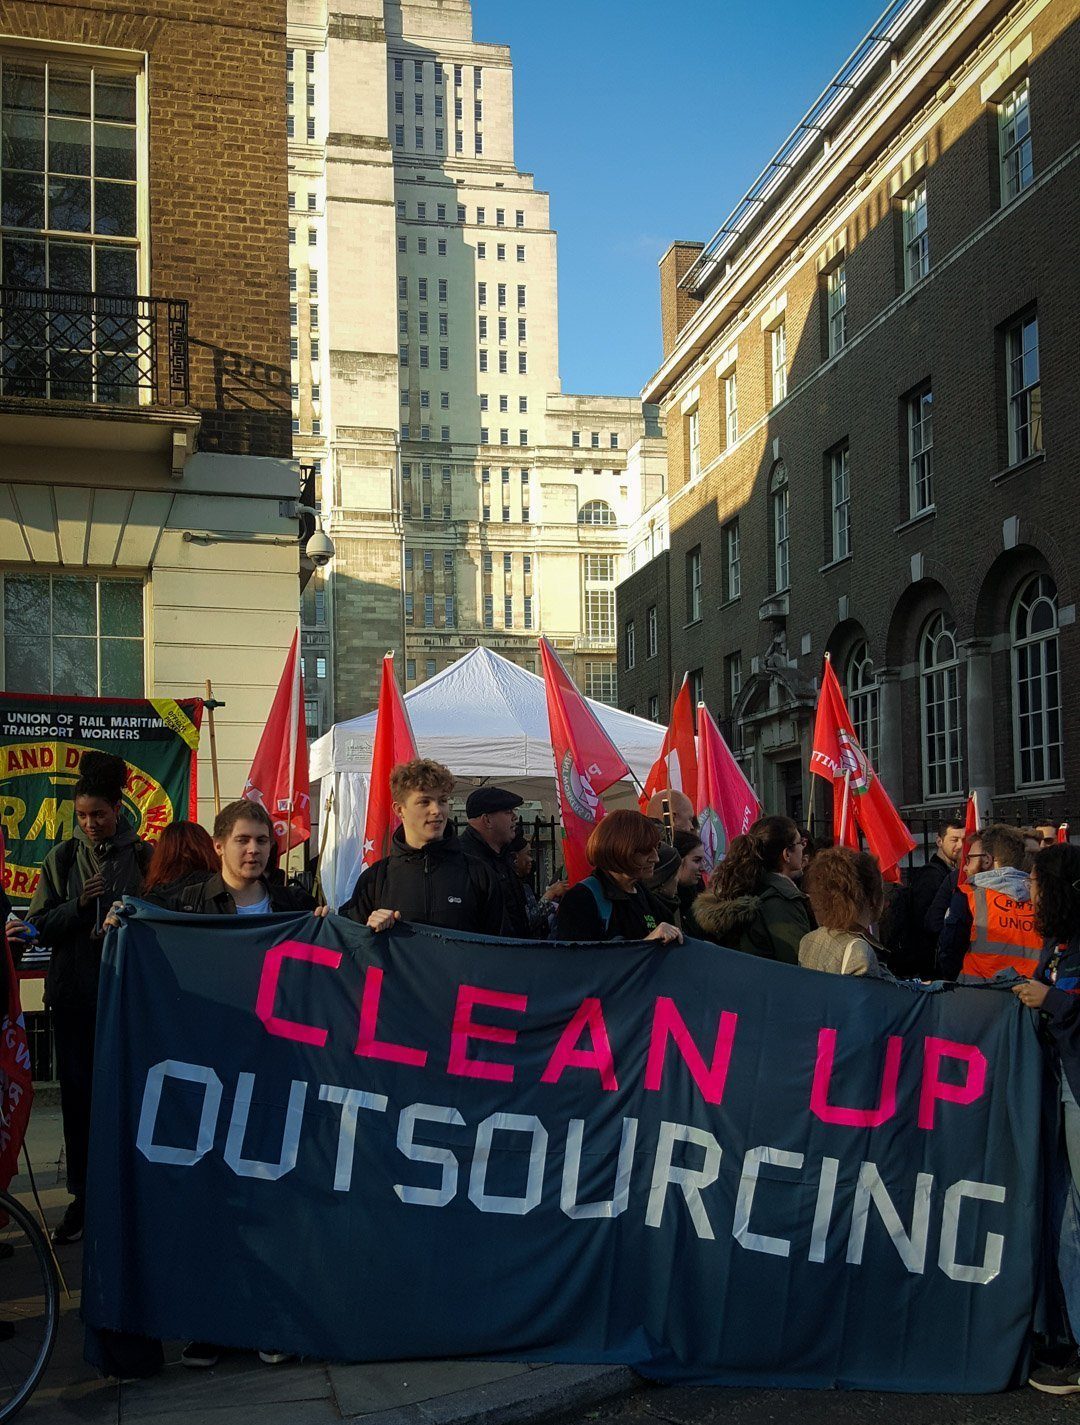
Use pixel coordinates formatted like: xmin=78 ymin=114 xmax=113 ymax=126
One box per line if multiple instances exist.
xmin=691 ymin=872 xmax=812 ymax=965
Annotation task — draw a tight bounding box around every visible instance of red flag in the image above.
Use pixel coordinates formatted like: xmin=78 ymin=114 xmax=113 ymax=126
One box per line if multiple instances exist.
xmin=640 ymin=676 xmax=698 ymax=810
xmin=695 ymin=705 xmax=760 ymax=872
xmin=810 ymin=657 xmax=915 ymax=880
xmin=0 ymin=834 xmax=34 ymax=1193
xmin=956 ymin=793 xmax=982 ymax=892
xmin=1059 ymin=824 xmax=1070 ymax=845
xmin=362 ymin=654 xmax=419 ymax=869
xmin=243 ymin=628 xmax=310 ymax=855
xmin=539 ymin=638 xmax=630 ymax=883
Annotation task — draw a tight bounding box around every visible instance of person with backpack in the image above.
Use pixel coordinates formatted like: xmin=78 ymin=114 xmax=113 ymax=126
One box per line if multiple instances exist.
xmin=691 ymin=814 xmax=812 ymax=963
xmin=28 ymin=751 xmax=153 ymax=1246
xmin=555 ymin=810 xmax=683 ymax=944
xmin=340 ymin=758 xmax=507 ymax=935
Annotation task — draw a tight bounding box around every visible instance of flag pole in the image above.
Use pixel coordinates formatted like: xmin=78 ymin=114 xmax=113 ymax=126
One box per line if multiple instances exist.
xmin=838 ymin=769 xmax=853 ymax=845
xmin=204 ymin=680 xmax=222 ymax=816
xmin=284 ymin=629 xmax=301 ymax=881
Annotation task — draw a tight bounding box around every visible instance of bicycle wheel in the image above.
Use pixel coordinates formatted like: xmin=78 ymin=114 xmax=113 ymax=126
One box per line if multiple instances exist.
xmin=0 ymin=1187 xmax=60 ymax=1423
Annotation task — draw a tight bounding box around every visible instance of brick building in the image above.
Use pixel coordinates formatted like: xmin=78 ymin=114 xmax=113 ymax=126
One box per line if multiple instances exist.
xmin=624 ymin=0 xmax=1079 ymax=828
xmin=0 ymin=0 xmax=301 ymax=820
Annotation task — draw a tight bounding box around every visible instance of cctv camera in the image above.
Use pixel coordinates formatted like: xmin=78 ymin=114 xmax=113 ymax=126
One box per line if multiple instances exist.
xmin=305 ymin=528 xmax=335 ymax=567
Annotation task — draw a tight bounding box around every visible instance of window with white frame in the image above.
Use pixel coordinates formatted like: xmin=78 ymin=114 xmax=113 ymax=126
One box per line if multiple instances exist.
xmin=1012 ymin=572 xmax=1060 ymax=786
xmin=723 ymin=370 xmax=738 ymax=447
xmin=724 ymin=518 xmax=741 ymax=601
xmin=583 ymin=554 xmax=616 ymax=642
xmin=920 ymin=612 xmax=962 ymax=798
xmin=908 ymin=386 xmax=934 ymax=514
xmin=771 ymin=322 xmax=787 ymax=405
xmin=726 ymin=651 xmax=742 ymax=714
xmin=3 ymin=573 xmax=144 ymax=696
xmin=826 ymin=263 xmax=847 ymax=356
xmin=830 ymin=444 xmax=851 ymax=561
xmin=845 ymin=640 xmax=880 ymax=770
xmin=625 ymin=619 xmax=636 ymax=670
xmin=688 ymin=406 xmax=700 ymax=480
xmin=584 ymin=662 xmax=617 ymax=706
xmin=686 ymin=545 xmax=702 ymax=623
xmin=999 ymin=80 xmax=1033 ymax=205
xmin=578 ymin=500 xmax=616 ymax=527
xmin=1006 ymin=312 xmax=1042 ymax=465
xmin=770 ymin=463 xmax=790 ymax=592
xmin=649 ymin=694 xmax=660 ymax=722
xmin=902 ymin=182 xmax=928 ymax=287
xmin=646 ymin=605 xmax=657 ymax=659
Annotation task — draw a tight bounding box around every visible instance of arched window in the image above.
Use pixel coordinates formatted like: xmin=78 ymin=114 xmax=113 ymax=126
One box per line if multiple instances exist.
xmin=769 ymin=462 xmax=789 ymax=593
xmin=579 ymin=500 xmax=616 ymax=527
xmin=845 ymin=641 xmax=880 ymax=769
xmin=1012 ymin=573 xmax=1061 ymax=786
xmin=920 ymin=612 xmax=962 ymax=798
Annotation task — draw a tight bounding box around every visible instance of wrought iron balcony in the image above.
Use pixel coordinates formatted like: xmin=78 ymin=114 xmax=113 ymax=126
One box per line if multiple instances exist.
xmin=0 ymin=285 xmax=189 ymax=408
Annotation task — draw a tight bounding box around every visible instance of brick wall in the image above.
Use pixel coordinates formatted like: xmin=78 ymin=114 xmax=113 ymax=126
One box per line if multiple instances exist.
xmin=616 ymin=550 xmax=672 ymax=720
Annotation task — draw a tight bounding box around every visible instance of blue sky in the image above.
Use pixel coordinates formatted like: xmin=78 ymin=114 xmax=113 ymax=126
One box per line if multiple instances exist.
xmin=471 ymin=0 xmax=886 ymax=397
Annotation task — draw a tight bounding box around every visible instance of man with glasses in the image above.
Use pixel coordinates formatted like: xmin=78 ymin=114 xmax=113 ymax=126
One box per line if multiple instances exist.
xmin=1035 ymin=823 xmax=1060 ymax=850
xmin=937 ymin=824 xmax=1039 ymax=980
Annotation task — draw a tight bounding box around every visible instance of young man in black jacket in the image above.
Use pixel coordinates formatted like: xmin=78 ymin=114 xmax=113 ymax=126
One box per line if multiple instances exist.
xmin=341 ymin=759 xmax=507 ymax=936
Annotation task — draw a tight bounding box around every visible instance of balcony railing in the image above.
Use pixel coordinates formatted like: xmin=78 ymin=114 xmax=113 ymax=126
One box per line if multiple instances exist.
xmin=0 ymin=286 xmax=189 ymax=408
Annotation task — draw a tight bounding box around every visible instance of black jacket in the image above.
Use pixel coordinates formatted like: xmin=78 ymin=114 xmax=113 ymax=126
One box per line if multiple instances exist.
xmin=148 ymin=871 xmax=315 ymax=915
xmin=28 ymin=824 xmax=153 ymax=1006
xmin=1035 ymin=935 xmax=1080 ymax=1103
xmin=342 ymin=827 xmax=508 ymax=936
xmin=887 ymin=853 xmax=954 ymax=978
xmin=555 ymin=869 xmax=669 ymax=943
xmin=459 ymin=826 xmax=531 ymax=938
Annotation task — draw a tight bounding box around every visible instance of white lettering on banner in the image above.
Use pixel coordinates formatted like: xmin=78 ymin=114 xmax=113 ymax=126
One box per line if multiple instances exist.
xmin=939 ymin=1180 xmax=1007 ymax=1284
xmin=137 ymin=1060 xmax=222 ymax=1166
xmin=468 ymin=1112 xmax=547 ymax=1215
xmin=561 ymin=1117 xmax=638 ymax=1220
xmin=395 ymin=1103 xmax=465 ymax=1207
xmin=318 ymin=1085 xmax=389 ymax=1192
xmin=645 ymin=1121 xmax=722 ymax=1240
xmin=733 ymin=1146 xmax=805 ymax=1258
xmin=133 ymin=1065 xmax=1012 ymax=1281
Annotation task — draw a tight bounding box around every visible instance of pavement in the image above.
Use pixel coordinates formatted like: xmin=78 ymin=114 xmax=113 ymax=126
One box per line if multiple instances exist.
xmin=5 ymin=1104 xmax=638 ymax=1425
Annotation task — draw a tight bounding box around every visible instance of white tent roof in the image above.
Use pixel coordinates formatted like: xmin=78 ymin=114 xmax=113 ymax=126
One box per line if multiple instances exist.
xmin=310 ymin=645 xmax=664 ymax=784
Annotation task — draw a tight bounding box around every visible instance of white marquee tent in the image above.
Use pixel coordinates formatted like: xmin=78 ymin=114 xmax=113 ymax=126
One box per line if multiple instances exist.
xmin=309 ymin=645 xmax=666 ymax=908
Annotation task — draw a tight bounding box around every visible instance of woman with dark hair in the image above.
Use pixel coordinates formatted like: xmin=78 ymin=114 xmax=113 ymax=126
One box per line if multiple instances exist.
xmin=556 ymin=810 xmax=683 ymax=944
xmin=799 ymin=846 xmax=889 ymax=978
xmin=142 ymin=820 xmax=219 ymax=894
xmin=673 ymin=830 xmax=707 ymax=936
xmin=1014 ymin=844 xmax=1080 ymax=1394
xmin=692 ymin=814 xmax=811 ymax=963
xmin=28 ymin=751 xmax=153 ymax=1247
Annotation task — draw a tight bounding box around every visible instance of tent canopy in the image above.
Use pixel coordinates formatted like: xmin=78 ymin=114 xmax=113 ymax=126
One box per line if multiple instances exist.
xmin=310 ymin=645 xmax=664 ymax=785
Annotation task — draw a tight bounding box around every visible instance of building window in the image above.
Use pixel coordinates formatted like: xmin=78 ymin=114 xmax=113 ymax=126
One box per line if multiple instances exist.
xmin=902 ymin=182 xmax=929 ymax=287
xmin=578 ymin=500 xmax=616 ymax=527
xmin=726 ymin=652 xmax=742 ymax=715
xmin=999 ymin=80 xmax=1033 ymax=205
xmin=846 ymin=641 xmax=880 ymax=769
xmin=920 ymin=612 xmax=962 ymax=799
xmin=770 ymin=463 xmax=790 ymax=593
xmin=406 ymin=658 xmax=416 ymax=682
xmin=1012 ymin=573 xmax=1061 ymax=786
xmin=646 ymin=605 xmax=658 ymax=660
xmin=771 ymin=322 xmax=788 ymax=405
xmin=572 ymin=431 xmax=580 ymax=448
xmin=1006 ymin=312 xmax=1042 ymax=465
xmin=723 ymin=371 xmax=738 ymax=447
xmin=830 ymin=444 xmax=851 ymax=561
xmin=724 ymin=519 xmax=741 ymax=601
xmin=583 ymin=555 xmax=616 ymax=642
xmin=688 ymin=407 xmax=700 ymax=481
xmin=686 ymin=545 xmax=702 ymax=623
xmin=625 ymin=620 xmax=636 ymax=671
xmin=826 ymin=263 xmax=847 ymax=356
xmin=3 ymin=573 xmax=145 ymax=696
xmin=649 ymin=695 xmax=660 ymax=722
xmin=908 ymin=387 xmax=934 ymax=515
xmin=523 ymin=596 xmax=533 ymax=629
xmin=584 ymin=662 xmax=617 ymax=706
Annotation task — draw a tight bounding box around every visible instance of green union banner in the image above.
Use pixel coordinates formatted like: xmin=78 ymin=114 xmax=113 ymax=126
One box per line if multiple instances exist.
xmin=0 ymin=693 xmax=202 ymax=903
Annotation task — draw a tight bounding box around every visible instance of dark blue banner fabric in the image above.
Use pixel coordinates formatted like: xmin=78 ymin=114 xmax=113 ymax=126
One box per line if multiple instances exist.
xmin=83 ymin=902 xmax=1044 ymax=1391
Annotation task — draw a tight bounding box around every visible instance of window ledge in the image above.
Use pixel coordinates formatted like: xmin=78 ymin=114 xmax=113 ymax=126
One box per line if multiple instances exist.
xmin=720 ymin=597 xmax=741 ymax=611
xmin=1014 ymin=780 xmax=1066 ymax=795
xmin=683 ymin=617 xmax=703 ymax=631
xmin=894 ymin=507 xmax=936 ymax=534
xmin=992 ymin=451 xmax=1046 ymax=484
xmin=818 ymin=554 xmax=852 ymax=574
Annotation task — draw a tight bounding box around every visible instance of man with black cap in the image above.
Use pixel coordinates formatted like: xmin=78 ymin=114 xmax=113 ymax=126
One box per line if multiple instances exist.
xmin=460 ymin=786 xmax=532 ymax=938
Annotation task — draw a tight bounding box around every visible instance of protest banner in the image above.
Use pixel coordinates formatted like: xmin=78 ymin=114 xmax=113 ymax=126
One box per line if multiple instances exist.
xmin=84 ymin=904 xmax=1044 ymax=1390
xmin=0 ymin=695 xmax=202 ymax=902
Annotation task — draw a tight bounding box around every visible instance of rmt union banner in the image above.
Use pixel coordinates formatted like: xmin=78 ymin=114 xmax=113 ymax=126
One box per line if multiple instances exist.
xmin=84 ymin=905 xmax=1044 ymax=1392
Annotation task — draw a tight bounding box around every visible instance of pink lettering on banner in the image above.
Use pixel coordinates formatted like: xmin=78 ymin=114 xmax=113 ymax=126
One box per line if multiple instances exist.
xmin=256 ymin=941 xmax=342 ymax=1047
xmin=643 ymin=999 xmax=737 ymax=1105
xmin=448 ymin=985 xmax=527 ymax=1083
xmin=811 ymin=1028 xmax=902 ymax=1127
xmin=541 ymin=997 xmax=618 ymax=1090
xmin=918 ymin=1036 xmax=988 ymax=1130
xmin=355 ymin=967 xmax=429 ymax=1067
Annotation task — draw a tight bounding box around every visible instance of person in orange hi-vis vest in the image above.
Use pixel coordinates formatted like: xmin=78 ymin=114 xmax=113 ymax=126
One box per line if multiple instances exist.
xmin=938 ymin=823 xmax=1039 ymax=980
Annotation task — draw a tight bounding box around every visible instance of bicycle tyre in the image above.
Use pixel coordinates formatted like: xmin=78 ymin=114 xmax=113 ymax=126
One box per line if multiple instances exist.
xmin=0 ymin=1187 xmax=60 ymax=1424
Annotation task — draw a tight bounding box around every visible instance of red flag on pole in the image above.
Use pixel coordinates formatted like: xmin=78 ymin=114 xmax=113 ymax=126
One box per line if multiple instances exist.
xmin=695 ymin=705 xmax=760 ymax=873
xmin=810 ymin=656 xmax=915 ymax=881
xmin=362 ymin=654 xmax=419 ymax=869
xmin=539 ymin=637 xmax=630 ymax=883
xmin=956 ymin=792 xmax=982 ymax=892
xmin=0 ymin=833 xmax=34 ymax=1193
xmin=243 ymin=628 xmax=310 ymax=855
xmin=640 ymin=676 xmax=698 ymax=810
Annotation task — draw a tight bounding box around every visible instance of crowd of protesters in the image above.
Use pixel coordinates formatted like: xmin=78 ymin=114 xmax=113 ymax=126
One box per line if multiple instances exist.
xmin=5 ymin=749 xmax=1080 ymax=1392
